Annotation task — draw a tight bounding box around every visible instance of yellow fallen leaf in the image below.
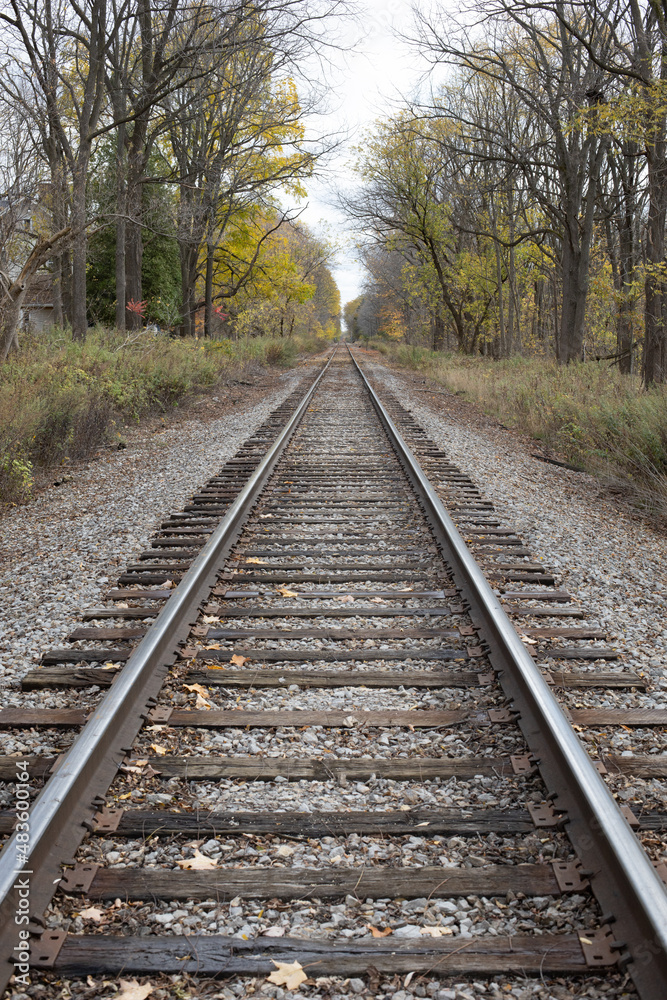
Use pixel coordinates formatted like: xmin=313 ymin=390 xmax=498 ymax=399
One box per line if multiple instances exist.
xmin=580 ymin=936 xmax=592 ymax=945
xmin=204 ymin=643 xmax=221 ymax=650
xmin=176 ymin=849 xmax=218 ymax=870
xmin=231 ymin=654 xmax=248 ymax=666
xmin=245 ymin=557 xmax=267 ymax=564
xmin=367 ymin=924 xmax=392 ymax=938
xmin=118 ymin=792 xmax=133 ymax=800
xmin=116 ymin=980 xmax=154 ymax=1000
xmin=519 ymin=634 xmax=538 ymax=645
xmin=150 ymin=744 xmax=168 ymax=756
xmin=184 ymin=683 xmax=209 ymax=697
xmin=267 ymin=960 xmax=307 ymax=990
xmin=79 ymin=906 xmax=104 ymax=923
xmin=277 ymin=587 xmax=298 ymax=598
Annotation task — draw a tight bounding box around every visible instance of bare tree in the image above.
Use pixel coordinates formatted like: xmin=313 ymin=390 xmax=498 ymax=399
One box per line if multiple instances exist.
xmin=411 ymin=2 xmax=615 ymax=363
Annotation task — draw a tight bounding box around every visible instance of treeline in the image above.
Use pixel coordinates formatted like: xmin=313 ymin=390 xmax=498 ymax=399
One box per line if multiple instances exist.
xmin=0 ymin=0 xmax=344 ymax=358
xmin=345 ymin=0 xmax=667 ymax=385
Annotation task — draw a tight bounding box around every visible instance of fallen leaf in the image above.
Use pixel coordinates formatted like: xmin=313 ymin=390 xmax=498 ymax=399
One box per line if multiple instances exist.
xmin=118 ymin=792 xmax=133 ymax=800
xmin=276 ymin=845 xmax=294 ymax=857
xmin=176 ymin=849 xmax=218 ymax=870
xmin=121 ymin=760 xmax=148 ymax=774
xmin=267 ymin=960 xmax=307 ymax=990
xmin=231 ymin=654 xmax=249 ymax=666
xmin=369 ymin=597 xmax=384 ymax=604
xmin=245 ymin=557 xmax=267 ymax=564
xmin=159 ymin=579 xmax=174 ymax=589
xmin=519 ymin=634 xmax=538 ymax=645
xmin=184 ymin=683 xmax=209 ymax=697
xmin=116 ymin=979 xmax=154 ymax=1000
xmin=201 ymin=615 xmax=220 ymax=624
xmin=277 ymin=587 xmax=298 ymax=598
xmin=263 ymin=926 xmax=285 ymax=937
xmin=367 ymin=924 xmax=392 ymax=938
xmin=421 ymin=925 xmax=451 ymax=937
xmin=204 ymin=643 xmax=221 ymax=650
xmin=150 ymin=744 xmax=168 ymax=756
xmin=79 ymin=906 xmax=104 ymax=923
xmin=195 ymin=694 xmax=212 ymax=710
xmin=335 ymin=594 xmax=354 ymax=603
xmin=579 ymin=936 xmax=592 ymax=945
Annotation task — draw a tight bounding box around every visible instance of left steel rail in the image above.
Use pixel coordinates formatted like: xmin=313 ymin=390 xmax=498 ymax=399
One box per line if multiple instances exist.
xmin=0 ymin=348 xmax=336 ymax=992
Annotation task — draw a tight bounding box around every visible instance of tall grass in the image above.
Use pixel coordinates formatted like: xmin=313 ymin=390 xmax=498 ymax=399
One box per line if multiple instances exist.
xmin=0 ymin=328 xmax=328 ymax=503
xmin=370 ymin=342 xmax=667 ymax=519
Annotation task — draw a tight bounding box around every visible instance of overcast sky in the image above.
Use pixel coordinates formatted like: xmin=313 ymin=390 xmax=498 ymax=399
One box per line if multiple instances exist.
xmin=296 ymin=1 xmax=432 ymax=310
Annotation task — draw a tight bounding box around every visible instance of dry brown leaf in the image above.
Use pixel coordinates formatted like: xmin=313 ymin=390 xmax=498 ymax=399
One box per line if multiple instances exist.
xmin=176 ymin=849 xmax=218 ymax=870
xmin=267 ymin=960 xmax=307 ymax=990
xmin=245 ymin=557 xmax=267 ymax=565
xmin=367 ymin=924 xmax=392 ymax=938
xmin=149 ymin=744 xmax=168 ymax=756
xmin=335 ymin=594 xmax=354 ymax=603
xmin=195 ymin=694 xmax=211 ymax=710
xmin=159 ymin=579 xmax=175 ymax=589
xmin=121 ymin=760 xmax=148 ymax=775
xmin=277 ymin=587 xmax=298 ymax=598
xmin=230 ymin=654 xmax=248 ymax=666
xmin=79 ymin=906 xmax=104 ymax=923
xmin=519 ymin=634 xmax=538 ymax=645
xmin=421 ymin=925 xmax=451 ymax=937
xmin=116 ymin=980 xmax=154 ymax=1000
xmin=204 ymin=643 xmax=221 ymax=650
xmin=184 ymin=683 xmax=209 ymax=697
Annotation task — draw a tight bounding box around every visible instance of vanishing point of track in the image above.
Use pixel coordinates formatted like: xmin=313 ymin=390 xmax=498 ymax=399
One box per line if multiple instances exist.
xmin=1 ymin=346 xmax=667 ymax=998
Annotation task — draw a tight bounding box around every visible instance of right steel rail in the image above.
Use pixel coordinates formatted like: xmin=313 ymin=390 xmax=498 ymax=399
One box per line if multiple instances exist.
xmin=349 ymin=344 xmax=667 ymax=998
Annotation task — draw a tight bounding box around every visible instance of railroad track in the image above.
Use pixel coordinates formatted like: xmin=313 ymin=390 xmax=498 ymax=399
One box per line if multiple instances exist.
xmin=1 ymin=345 xmax=667 ymax=999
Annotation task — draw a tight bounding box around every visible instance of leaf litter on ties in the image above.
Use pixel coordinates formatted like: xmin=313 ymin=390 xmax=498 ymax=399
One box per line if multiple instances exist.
xmin=116 ymin=979 xmax=154 ymax=1000
xmin=176 ymin=848 xmax=219 ymax=870
xmin=267 ymin=960 xmax=308 ymax=990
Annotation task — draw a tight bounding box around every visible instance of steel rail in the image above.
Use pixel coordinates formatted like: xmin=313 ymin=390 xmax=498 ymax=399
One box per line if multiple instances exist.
xmin=348 ymin=344 xmax=667 ymax=998
xmin=0 ymin=348 xmax=336 ymax=993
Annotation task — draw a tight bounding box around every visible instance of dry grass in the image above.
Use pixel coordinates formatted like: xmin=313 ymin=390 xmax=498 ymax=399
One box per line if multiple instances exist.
xmin=372 ymin=342 xmax=667 ymax=521
xmin=0 ymin=328 xmax=329 ymax=503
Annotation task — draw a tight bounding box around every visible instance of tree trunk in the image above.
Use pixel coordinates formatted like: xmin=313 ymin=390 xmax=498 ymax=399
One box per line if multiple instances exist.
xmin=558 ymin=237 xmax=589 ymax=363
xmin=432 ymin=310 xmax=445 ymax=351
xmin=642 ymin=160 xmax=667 ymax=384
xmin=204 ymin=246 xmax=213 ymax=338
xmin=115 ymin=121 xmax=127 ymax=332
xmin=70 ymin=152 xmax=89 ymax=342
xmin=125 ymin=122 xmax=148 ymax=331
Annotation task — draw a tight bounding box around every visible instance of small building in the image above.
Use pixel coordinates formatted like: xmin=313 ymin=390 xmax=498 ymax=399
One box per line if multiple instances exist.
xmin=21 ymin=272 xmax=54 ymax=331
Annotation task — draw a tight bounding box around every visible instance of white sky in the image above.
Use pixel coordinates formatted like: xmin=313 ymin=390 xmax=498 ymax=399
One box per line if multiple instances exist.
xmin=295 ymin=1 xmax=432 ymax=310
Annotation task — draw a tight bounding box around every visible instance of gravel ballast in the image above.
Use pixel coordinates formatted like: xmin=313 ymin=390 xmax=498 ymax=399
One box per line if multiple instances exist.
xmin=0 ymin=371 xmax=304 ymax=691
